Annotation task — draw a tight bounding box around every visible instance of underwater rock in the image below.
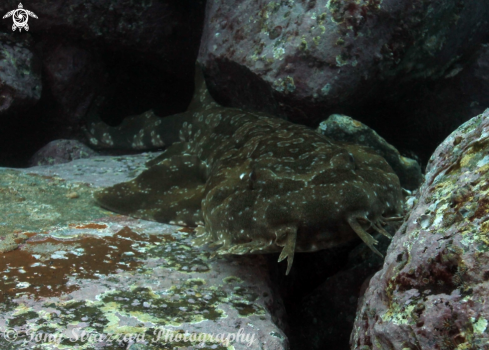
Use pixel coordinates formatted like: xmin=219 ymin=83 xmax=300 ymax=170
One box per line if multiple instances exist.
xmin=29 ymin=139 xmax=99 ymax=166
xmin=0 ymin=1 xmax=205 ymax=69
xmin=0 ymin=154 xmax=288 ymax=350
xmin=43 ymin=42 xmax=107 ymax=125
xmin=198 ymin=0 xmax=489 ymax=124
xmin=351 ymin=109 xmax=489 ymax=350
xmin=317 ymin=114 xmax=423 ymax=190
xmin=0 ymin=33 xmax=41 ymax=115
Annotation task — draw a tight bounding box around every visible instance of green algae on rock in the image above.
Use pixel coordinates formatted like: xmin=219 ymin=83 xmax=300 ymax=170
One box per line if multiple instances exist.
xmin=87 ymin=66 xmax=404 ymax=275
xmin=317 ymin=114 xmax=424 ymax=191
xmin=0 ymin=169 xmax=106 ymax=238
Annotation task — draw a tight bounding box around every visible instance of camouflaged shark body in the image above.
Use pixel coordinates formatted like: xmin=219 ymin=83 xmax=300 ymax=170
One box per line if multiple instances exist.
xmin=88 ymin=67 xmax=403 ymax=274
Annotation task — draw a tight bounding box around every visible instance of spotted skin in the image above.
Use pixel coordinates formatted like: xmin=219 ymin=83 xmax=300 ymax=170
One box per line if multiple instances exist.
xmin=88 ymin=66 xmax=403 ymax=274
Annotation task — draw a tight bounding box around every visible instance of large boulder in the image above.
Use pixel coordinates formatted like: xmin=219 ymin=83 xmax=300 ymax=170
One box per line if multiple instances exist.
xmin=351 ymin=109 xmax=489 ymax=350
xmin=29 ymin=139 xmax=99 ymax=166
xmin=0 ymin=33 xmax=41 ymax=115
xmin=198 ymin=0 xmax=489 ymax=125
xmin=43 ymin=42 xmax=107 ymax=125
xmin=0 ymin=1 xmax=205 ymax=69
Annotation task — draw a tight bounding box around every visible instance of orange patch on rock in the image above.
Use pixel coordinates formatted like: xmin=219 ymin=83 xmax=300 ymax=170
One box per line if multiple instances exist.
xmin=69 ymin=223 xmax=108 ymax=229
xmin=23 ymin=232 xmax=39 ymax=238
xmin=0 ymin=227 xmax=150 ymax=302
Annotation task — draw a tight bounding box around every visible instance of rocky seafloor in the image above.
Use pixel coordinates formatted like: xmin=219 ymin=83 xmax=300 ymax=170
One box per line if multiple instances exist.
xmin=1 ymin=0 xmax=489 ymax=348
xmin=7 ymin=110 xmax=489 ymax=350
xmin=0 ymin=153 xmax=287 ymax=350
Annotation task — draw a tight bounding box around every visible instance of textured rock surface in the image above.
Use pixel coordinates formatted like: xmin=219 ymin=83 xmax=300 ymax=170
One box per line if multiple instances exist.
xmin=0 ymin=153 xmax=288 ymax=350
xmin=43 ymin=42 xmax=107 ymax=125
xmin=0 ymin=0 xmax=205 ymax=69
xmin=351 ymin=109 xmax=489 ymax=350
xmin=0 ymin=33 xmax=41 ymax=115
xmin=198 ymin=0 xmax=489 ymax=124
xmin=317 ymin=114 xmax=423 ymax=190
xmin=29 ymin=139 xmax=99 ymax=166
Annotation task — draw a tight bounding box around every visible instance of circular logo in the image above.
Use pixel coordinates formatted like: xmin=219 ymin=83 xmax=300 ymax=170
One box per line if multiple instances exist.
xmin=4 ymin=328 xmax=18 ymax=342
xmin=12 ymin=9 xmax=28 ymax=28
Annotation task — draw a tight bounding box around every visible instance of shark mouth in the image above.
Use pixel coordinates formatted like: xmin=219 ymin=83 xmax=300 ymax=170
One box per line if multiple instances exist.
xmin=277 ymin=214 xmax=404 ymax=275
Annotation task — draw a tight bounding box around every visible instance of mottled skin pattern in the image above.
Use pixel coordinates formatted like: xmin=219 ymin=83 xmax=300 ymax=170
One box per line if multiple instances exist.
xmin=87 ymin=67 xmax=403 ymax=274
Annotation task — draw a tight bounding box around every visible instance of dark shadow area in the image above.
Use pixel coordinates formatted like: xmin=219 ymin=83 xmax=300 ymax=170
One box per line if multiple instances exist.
xmin=0 ymin=51 xmax=193 ymax=167
xmin=98 ymin=54 xmax=193 ymax=127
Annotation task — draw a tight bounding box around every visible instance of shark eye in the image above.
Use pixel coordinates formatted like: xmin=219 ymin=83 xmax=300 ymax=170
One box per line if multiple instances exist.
xmin=348 ymin=152 xmax=358 ymax=170
xmin=348 ymin=153 xmax=355 ymax=164
xmin=249 ymin=169 xmax=257 ymax=190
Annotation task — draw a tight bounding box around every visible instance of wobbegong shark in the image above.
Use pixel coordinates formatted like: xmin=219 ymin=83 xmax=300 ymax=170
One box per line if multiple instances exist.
xmin=86 ymin=65 xmax=403 ymax=275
